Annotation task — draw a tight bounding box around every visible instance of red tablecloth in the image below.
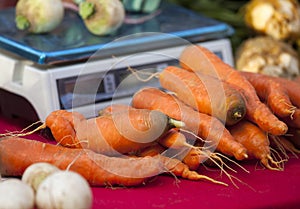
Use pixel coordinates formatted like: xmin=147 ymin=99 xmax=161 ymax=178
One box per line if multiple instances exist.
xmin=0 ymin=115 xmax=299 ymax=209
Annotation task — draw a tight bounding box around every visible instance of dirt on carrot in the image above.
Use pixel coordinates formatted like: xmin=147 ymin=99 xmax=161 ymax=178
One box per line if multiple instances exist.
xmin=179 ymin=45 xmax=288 ymax=136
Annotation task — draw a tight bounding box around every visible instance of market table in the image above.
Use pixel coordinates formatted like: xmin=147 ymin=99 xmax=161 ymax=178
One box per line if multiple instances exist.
xmin=0 ymin=114 xmax=299 ymax=209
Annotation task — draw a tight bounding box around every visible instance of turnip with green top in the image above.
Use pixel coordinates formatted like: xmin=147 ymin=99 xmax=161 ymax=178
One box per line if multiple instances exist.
xmin=78 ymin=0 xmax=125 ymax=35
xmin=15 ymin=0 xmax=64 ymax=33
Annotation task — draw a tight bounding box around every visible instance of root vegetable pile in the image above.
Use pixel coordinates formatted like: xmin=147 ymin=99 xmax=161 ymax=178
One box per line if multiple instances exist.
xmin=0 ymin=45 xmax=300 ymax=195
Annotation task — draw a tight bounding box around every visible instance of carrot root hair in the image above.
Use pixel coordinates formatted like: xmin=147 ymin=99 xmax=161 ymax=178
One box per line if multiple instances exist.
xmin=271 ymin=135 xmax=300 ymax=159
xmin=0 ymin=122 xmax=46 ymax=138
xmin=162 ymin=155 xmax=228 ymax=187
xmin=199 ymin=150 xmax=245 ymax=188
xmin=127 ymin=66 xmax=160 ymax=82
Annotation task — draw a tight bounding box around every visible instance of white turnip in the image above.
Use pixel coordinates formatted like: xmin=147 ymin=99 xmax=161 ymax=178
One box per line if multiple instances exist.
xmin=0 ymin=178 xmax=35 ymax=209
xmin=15 ymin=0 xmax=64 ymax=33
xmin=35 ymin=170 xmax=93 ymax=209
xmin=78 ymin=0 xmax=125 ymax=35
xmin=21 ymin=162 xmax=60 ymax=192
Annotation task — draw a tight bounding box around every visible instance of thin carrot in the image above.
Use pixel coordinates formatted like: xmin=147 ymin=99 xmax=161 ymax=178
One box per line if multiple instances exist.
xmin=157 ymin=128 xmax=197 ymax=150
xmin=158 ymin=66 xmax=246 ymax=126
xmin=0 ymin=137 xmax=163 ymax=187
xmin=240 ymin=71 xmax=296 ymax=118
xmin=228 ymin=120 xmax=284 ymax=171
xmin=181 ymin=147 xmax=208 ymax=171
xmin=136 ymin=142 xmax=203 ymax=171
xmin=131 ymin=87 xmax=248 ymax=160
xmin=179 ymin=45 xmax=288 ymax=136
xmin=138 ymin=144 xmax=227 ymax=186
xmin=44 ymin=109 xmax=183 ymax=156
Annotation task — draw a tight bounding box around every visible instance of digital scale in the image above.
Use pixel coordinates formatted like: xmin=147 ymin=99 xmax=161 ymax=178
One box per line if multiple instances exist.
xmin=0 ymin=2 xmax=234 ymax=122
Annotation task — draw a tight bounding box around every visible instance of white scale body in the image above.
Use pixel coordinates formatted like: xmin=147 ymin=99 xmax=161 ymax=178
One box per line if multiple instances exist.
xmin=0 ymin=38 xmax=233 ymax=121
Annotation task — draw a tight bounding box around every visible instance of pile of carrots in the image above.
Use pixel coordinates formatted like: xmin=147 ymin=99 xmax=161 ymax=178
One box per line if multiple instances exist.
xmin=1 ymin=45 xmax=300 ymax=188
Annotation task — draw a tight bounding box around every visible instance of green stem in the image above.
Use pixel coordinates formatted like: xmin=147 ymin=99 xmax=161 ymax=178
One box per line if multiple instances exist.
xmin=15 ymin=15 xmax=30 ymax=30
xmin=79 ymin=1 xmax=95 ymax=19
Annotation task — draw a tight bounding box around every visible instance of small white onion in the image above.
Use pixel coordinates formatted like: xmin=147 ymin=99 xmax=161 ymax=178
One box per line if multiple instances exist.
xmin=36 ymin=171 xmax=93 ymax=209
xmin=0 ymin=178 xmax=35 ymax=209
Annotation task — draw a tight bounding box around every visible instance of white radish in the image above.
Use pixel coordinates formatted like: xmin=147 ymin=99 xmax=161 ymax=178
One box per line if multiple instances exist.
xmin=36 ymin=170 xmax=93 ymax=209
xmin=0 ymin=178 xmax=35 ymax=209
xmin=22 ymin=162 xmax=60 ymax=192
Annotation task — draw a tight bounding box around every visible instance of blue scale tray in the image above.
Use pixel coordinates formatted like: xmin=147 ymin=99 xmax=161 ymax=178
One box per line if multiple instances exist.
xmin=0 ymin=2 xmax=233 ymax=65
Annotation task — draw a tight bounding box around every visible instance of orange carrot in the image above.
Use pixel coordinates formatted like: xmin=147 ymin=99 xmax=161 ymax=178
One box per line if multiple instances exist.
xmin=0 ymin=137 xmax=163 ymax=187
xmin=240 ymin=71 xmax=296 ymax=118
xmin=158 ymin=66 xmax=246 ymax=126
xmin=131 ymin=87 xmax=248 ymax=160
xmin=228 ymin=120 xmax=283 ymax=170
xmin=138 ymin=142 xmax=205 ymax=171
xmin=45 ymin=109 xmax=183 ymax=156
xmin=157 ymin=128 xmax=196 ymax=150
xmin=179 ymin=45 xmax=288 ymax=135
xmin=99 ymin=103 xmax=131 ymax=116
xmin=272 ymin=76 xmax=300 ymax=108
xmin=44 ymin=110 xmax=86 ymax=148
xmin=138 ymin=144 xmax=227 ymax=186
xmin=181 ymin=147 xmax=206 ymax=171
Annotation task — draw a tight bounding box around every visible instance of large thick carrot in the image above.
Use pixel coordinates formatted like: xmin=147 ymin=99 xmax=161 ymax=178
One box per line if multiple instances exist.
xmin=228 ymin=121 xmax=284 ymax=171
xmin=131 ymin=87 xmax=248 ymax=160
xmin=158 ymin=66 xmax=246 ymax=126
xmin=179 ymin=45 xmax=288 ymax=135
xmin=45 ymin=109 xmax=182 ymax=156
xmin=0 ymin=137 xmax=163 ymax=187
xmin=240 ymin=71 xmax=296 ymax=118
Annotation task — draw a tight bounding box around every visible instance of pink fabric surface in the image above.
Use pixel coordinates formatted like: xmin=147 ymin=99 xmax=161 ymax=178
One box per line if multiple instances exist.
xmin=0 ymin=115 xmax=299 ymax=209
